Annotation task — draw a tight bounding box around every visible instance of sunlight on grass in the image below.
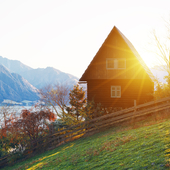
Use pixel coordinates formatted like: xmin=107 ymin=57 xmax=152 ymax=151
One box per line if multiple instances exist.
xmin=62 ymin=143 xmax=74 ymax=151
xmin=27 ymin=162 xmax=44 ymax=170
xmin=26 ymin=143 xmax=74 ymax=170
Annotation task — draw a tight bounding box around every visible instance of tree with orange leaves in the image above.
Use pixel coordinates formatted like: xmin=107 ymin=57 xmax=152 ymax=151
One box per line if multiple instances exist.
xmin=0 ymin=107 xmax=56 ymax=153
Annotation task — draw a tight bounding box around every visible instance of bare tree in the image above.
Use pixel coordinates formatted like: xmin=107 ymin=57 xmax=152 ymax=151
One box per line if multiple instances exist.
xmin=39 ymin=84 xmax=70 ymax=120
xmin=151 ymin=18 xmax=170 ymax=85
xmin=148 ymin=17 xmax=170 ymax=98
xmin=153 ymin=32 xmax=170 ymax=72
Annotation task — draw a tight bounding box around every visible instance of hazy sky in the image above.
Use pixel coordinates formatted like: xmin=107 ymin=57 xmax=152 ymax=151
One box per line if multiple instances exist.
xmin=0 ymin=0 xmax=169 ymax=78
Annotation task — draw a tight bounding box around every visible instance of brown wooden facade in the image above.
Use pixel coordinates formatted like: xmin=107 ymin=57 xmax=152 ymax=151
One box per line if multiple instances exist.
xmin=79 ymin=26 xmax=154 ymax=108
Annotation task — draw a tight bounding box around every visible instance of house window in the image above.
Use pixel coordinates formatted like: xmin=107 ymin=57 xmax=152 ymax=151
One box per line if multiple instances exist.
xmin=106 ymin=58 xmax=126 ymax=69
xmin=111 ymin=86 xmax=121 ymax=98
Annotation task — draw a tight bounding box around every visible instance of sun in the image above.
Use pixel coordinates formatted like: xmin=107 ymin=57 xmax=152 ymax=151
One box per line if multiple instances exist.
xmin=140 ymin=51 xmax=162 ymax=68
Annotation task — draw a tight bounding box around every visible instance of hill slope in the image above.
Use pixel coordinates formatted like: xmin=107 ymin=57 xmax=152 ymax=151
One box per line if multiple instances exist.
xmin=3 ymin=118 xmax=170 ymax=170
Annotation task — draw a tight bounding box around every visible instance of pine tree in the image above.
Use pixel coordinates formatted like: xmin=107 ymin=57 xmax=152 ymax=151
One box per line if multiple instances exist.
xmin=67 ymin=84 xmax=86 ymax=123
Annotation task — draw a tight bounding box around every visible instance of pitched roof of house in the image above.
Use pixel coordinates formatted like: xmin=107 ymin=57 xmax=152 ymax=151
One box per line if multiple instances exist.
xmin=79 ymin=26 xmax=155 ymax=82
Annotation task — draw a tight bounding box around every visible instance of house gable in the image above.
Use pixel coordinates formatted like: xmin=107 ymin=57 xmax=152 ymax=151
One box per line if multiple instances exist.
xmin=79 ymin=26 xmax=154 ymax=81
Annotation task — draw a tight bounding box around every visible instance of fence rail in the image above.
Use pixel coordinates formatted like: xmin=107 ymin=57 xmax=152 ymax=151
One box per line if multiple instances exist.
xmin=1 ymin=96 xmax=170 ymax=168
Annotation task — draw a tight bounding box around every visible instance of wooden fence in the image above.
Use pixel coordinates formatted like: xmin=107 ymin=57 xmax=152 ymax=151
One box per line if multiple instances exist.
xmin=1 ymin=96 xmax=170 ymax=168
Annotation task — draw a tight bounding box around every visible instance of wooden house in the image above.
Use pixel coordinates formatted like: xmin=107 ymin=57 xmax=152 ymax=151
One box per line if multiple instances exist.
xmin=79 ymin=26 xmax=154 ymax=108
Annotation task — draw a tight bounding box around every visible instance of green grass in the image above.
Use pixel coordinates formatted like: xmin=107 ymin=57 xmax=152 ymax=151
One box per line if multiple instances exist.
xmin=3 ymin=117 xmax=170 ymax=170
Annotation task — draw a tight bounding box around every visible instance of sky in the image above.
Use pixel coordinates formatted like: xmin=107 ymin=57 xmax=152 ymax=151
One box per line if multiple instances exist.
xmin=0 ymin=0 xmax=170 ymax=78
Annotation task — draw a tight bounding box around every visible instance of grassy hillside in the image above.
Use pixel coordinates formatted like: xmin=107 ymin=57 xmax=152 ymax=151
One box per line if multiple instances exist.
xmin=3 ymin=117 xmax=170 ymax=170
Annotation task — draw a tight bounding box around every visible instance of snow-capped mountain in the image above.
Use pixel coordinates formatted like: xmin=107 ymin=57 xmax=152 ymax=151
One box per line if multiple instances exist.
xmin=0 ymin=56 xmax=32 ymax=74
xmin=0 ymin=65 xmax=39 ymax=102
xmin=19 ymin=67 xmax=78 ymax=89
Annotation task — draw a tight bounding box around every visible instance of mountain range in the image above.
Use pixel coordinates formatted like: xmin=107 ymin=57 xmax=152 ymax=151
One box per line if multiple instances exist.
xmin=0 ymin=56 xmax=79 ymax=104
xmin=0 ymin=56 xmax=78 ymax=89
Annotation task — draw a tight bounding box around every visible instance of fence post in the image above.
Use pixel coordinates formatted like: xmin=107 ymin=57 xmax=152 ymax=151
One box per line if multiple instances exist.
xmin=131 ymin=100 xmax=136 ymax=125
xmin=134 ymin=100 xmax=136 ymax=113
